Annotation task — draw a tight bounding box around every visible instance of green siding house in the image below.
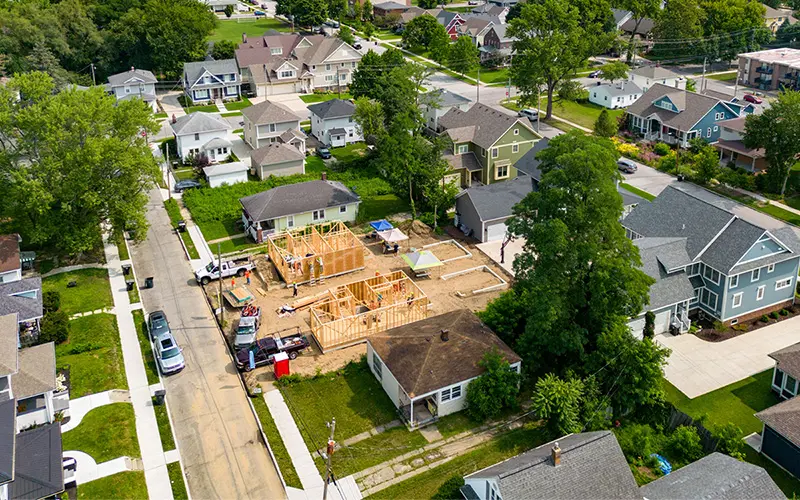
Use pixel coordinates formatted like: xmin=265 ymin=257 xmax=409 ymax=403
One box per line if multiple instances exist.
xmin=438 ymin=103 xmax=540 ymax=187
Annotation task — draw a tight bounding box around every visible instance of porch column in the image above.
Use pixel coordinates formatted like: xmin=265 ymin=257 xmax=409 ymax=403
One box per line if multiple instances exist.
xmin=410 ymin=398 xmax=414 ymax=425
xmin=752 ymin=157 xmax=756 ymax=170
xmin=719 ymin=148 xmax=724 ymax=161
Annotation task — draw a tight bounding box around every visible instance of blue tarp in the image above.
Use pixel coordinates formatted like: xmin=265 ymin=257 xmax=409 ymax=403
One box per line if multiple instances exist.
xmin=650 ymin=454 xmax=672 ymax=475
xmin=370 ymin=219 xmax=393 ymax=231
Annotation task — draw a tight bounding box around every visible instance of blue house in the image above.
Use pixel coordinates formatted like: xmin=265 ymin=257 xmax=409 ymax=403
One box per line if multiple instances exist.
xmin=183 ymin=59 xmax=241 ymax=104
xmin=622 ymin=184 xmax=800 ymax=336
xmin=626 ymin=83 xmax=754 ymax=147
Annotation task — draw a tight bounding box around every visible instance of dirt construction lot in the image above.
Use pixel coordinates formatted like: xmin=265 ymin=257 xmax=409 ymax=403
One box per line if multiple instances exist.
xmin=205 ymin=224 xmax=511 ymax=382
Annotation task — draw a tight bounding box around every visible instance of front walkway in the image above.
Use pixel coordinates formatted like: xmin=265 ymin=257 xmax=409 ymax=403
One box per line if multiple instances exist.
xmin=61 ymin=390 xmax=129 ymax=432
xmin=657 ymin=315 xmax=800 ymax=398
xmin=62 ymin=451 xmax=138 ymax=484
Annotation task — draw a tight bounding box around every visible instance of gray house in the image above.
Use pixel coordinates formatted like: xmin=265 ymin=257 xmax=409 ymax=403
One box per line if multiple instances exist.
xmin=308 ymin=99 xmax=362 ymax=147
xmin=250 ymin=143 xmax=306 ymax=180
xmin=105 ymin=67 xmax=158 ymax=112
xmin=183 ymin=59 xmax=241 ymax=104
xmin=242 ymin=100 xmax=304 ymax=150
xmin=623 ymin=184 xmax=800 ymax=336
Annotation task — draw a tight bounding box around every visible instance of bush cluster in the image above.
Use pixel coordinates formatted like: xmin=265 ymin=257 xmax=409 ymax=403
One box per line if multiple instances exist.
xmin=653 ymin=142 xmax=671 ymax=156
xmin=39 ymin=310 xmax=69 ymax=345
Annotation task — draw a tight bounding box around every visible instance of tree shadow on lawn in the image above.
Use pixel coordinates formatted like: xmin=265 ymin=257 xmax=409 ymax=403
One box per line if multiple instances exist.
xmin=730 ymin=370 xmax=781 ymax=414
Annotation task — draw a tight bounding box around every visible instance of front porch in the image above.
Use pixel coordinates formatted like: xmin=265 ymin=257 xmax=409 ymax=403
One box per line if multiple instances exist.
xmin=715 ymin=140 xmax=767 ymax=173
xmin=631 ymin=115 xmax=693 ymax=148
xmin=399 ymin=389 xmax=439 ymax=430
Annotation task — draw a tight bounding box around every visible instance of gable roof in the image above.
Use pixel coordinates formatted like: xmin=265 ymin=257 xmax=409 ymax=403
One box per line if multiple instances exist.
xmin=373 ymin=1 xmax=409 ymax=10
xmin=456 ymin=176 xmax=533 ymax=222
xmin=630 ymin=65 xmax=681 ymax=81
xmin=240 ymin=180 xmax=360 ymax=222
xmin=107 ymin=67 xmax=157 ymax=86
xmin=0 ymin=278 xmax=43 ymax=323
xmin=367 ymin=310 xmax=521 ymax=398
xmin=757 ymin=395 xmax=800 ymax=447
xmin=640 ymin=452 xmax=784 ymax=500
xmin=14 ymin=343 xmax=56 ymax=400
xmin=593 ymin=81 xmax=642 ymax=97
xmin=424 ymin=89 xmax=471 ymax=109
xmin=635 ymin=238 xmax=696 ymax=310
xmin=183 ymin=59 xmax=238 ymax=87
xmin=439 ymin=103 xmax=536 ymax=149
xmin=8 ymin=423 xmax=64 ymax=500
xmin=769 ymin=342 xmax=800 ymax=381
xmin=0 ymin=314 xmax=18 ymax=378
xmin=626 ymin=83 xmax=729 ymax=132
xmin=465 ymin=431 xmax=640 ymax=500
xmin=307 ymin=99 xmax=356 ymax=120
xmin=620 ymin=16 xmax=655 ymax=34
xmin=236 ymin=34 xmax=359 ymax=79
xmin=0 ymin=398 xmax=15 ymax=486
xmin=241 ymin=99 xmax=303 ymax=125
xmin=250 ymin=142 xmax=305 ymax=166
xmin=203 ymin=161 xmax=249 ymax=178
xmin=0 ymin=234 xmax=20 ymax=274
xmin=170 ymin=112 xmax=231 ymax=136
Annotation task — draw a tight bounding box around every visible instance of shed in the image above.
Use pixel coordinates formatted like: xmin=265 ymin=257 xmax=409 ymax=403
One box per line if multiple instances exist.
xmin=455 ymin=176 xmax=534 ymax=242
xmin=203 ymin=162 xmax=249 ymax=188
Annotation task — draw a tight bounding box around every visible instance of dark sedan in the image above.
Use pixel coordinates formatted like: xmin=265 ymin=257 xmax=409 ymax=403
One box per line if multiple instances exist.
xmin=148 ymin=310 xmax=171 ymax=340
xmin=174 ymin=179 xmax=201 ymax=193
xmin=317 ymin=147 xmax=332 ymax=159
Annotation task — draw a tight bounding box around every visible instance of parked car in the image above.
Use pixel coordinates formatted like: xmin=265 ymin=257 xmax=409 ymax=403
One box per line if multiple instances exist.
xmin=254 ymin=10 xmax=265 ymax=16
xmin=589 ymin=70 xmax=602 ymax=78
xmin=353 ymin=42 xmax=362 ymax=50
xmin=194 ymin=256 xmax=254 ymax=285
xmin=325 ymin=20 xmax=340 ymax=28
xmin=317 ymin=147 xmax=332 ymax=159
xmin=617 ymin=158 xmax=638 ymax=174
xmin=468 ymin=0 xmax=479 ymax=4
xmin=743 ymin=93 xmax=763 ymax=104
xmin=174 ymin=179 xmax=201 ymax=193
xmin=148 ymin=310 xmax=171 ymax=340
xmin=234 ymin=307 xmax=262 ymax=349
xmin=518 ymin=108 xmax=539 ymax=121
xmin=235 ymin=330 xmax=310 ymax=371
xmin=156 ymin=333 xmax=185 ymax=374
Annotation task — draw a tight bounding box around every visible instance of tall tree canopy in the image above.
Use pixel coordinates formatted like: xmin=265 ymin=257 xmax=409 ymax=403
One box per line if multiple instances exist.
xmin=402 ymin=15 xmax=450 ymax=53
xmin=652 ymin=0 xmax=705 ymax=58
xmin=744 ymin=90 xmax=800 ymax=195
xmin=0 ymin=72 xmax=160 ymax=255
xmin=276 ymin=0 xmax=329 ymax=28
xmin=447 ymin=35 xmax=479 ymax=75
xmin=615 ymin=0 xmax=662 ymax=62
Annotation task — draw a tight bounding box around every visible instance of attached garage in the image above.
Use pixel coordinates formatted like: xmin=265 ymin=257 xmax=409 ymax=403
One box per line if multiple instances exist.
xmin=203 ymin=162 xmax=249 ymax=188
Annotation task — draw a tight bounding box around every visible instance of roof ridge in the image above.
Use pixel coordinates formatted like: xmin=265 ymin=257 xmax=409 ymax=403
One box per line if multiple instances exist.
xmin=496 ymin=431 xmax=612 ymax=479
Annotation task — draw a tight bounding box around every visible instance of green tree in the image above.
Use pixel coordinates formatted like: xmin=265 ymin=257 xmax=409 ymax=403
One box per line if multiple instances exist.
xmin=39 ymin=310 xmax=70 ymax=345
xmin=276 ymin=0 xmax=328 ymax=28
xmin=667 ymin=426 xmax=704 ymax=465
xmin=530 ymin=373 xmax=583 ymax=436
xmin=697 ymin=0 xmax=769 ymax=61
xmin=362 ymin=0 xmax=374 ymax=20
xmin=353 ymin=96 xmax=385 ymax=142
xmin=338 ymin=26 xmax=356 ymax=45
xmin=644 ymin=310 xmax=655 ymax=339
xmin=505 ymin=2 xmax=523 ymax=23
xmin=616 ymin=0 xmax=662 ymax=62
xmin=466 ymin=350 xmax=521 ymax=421
xmin=599 ymin=61 xmax=629 ymax=82
xmin=224 ymin=4 xmax=234 ymax=17
xmin=714 ymin=423 xmax=746 ymax=460
xmin=776 ymin=19 xmax=800 ymax=46
xmin=428 ymin=25 xmax=452 ymax=64
xmin=211 ymin=39 xmax=237 ymax=60
xmin=744 ymin=90 xmax=800 ymax=195
xmin=692 ymin=142 xmax=719 ymax=185
xmin=402 ymin=15 xmax=446 ymax=52
xmin=0 ymin=72 xmax=160 ymax=256
xmin=418 ymin=0 xmax=439 ymax=8
xmin=447 ymin=35 xmax=479 ymax=75
xmin=328 ymin=0 xmax=347 ymax=20
xmin=593 ymin=108 xmax=618 ymax=137
xmin=509 ymin=0 xmax=614 ymax=119
xmin=362 ymin=21 xmax=376 ymax=39
xmin=351 ymin=48 xmax=407 ymax=101
xmin=422 ymin=166 xmax=459 ymax=229
xmin=556 ymin=80 xmax=585 ymax=102
xmin=653 ymin=0 xmax=704 ymax=58
xmin=351 ymin=1 xmax=363 ymax=21
xmin=25 ymin=42 xmax=71 ymax=87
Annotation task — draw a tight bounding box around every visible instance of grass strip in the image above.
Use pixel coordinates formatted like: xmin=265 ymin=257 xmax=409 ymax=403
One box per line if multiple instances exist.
xmin=165 ymin=199 xmax=201 ymax=259
xmin=127 ymin=284 xmax=140 ymax=305
xmin=115 ymin=233 xmax=130 ymax=261
xmin=62 ymin=403 xmax=140 ymax=462
xmin=132 ymin=310 xmax=160 ymax=386
xmin=619 ymin=182 xmax=656 ymax=202
xmin=167 ymin=462 xmax=189 ymax=500
xmin=154 ymin=401 xmax=177 ymax=451
xmin=252 ymin=394 xmax=303 ymax=488
xmin=58 ymin=314 xmax=127 ymax=397
xmin=76 ymin=471 xmax=147 ymax=500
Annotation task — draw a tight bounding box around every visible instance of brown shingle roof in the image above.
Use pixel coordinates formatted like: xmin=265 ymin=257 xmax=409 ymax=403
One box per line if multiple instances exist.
xmin=770 ymin=342 xmax=800 ymax=380
xmin=438 ymin=103 xmax=534 ymax=149
xmin=242 ymin=100 xmax=303 ymax=126
xmin=757 ymin=396 xmax=800 ymax=447
xmin=368 ymin=310 xmax=521 ymax=398
xmin=14 ymin=343 xmax=56 ymax=399
xmin=0 ymin=313 xmax=18 ymax=378
xmin=0 ymin=234 xmax=20 ymax=274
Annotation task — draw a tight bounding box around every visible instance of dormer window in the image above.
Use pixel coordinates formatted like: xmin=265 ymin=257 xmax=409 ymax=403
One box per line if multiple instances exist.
xmin=271 ymin=47 xmax=283 ymax=55
xmin=280 ymin=70 xmax=294 ymax=78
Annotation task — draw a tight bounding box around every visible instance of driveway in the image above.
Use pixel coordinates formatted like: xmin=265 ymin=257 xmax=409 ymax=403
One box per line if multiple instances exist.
xmin=132 ymin=188 xmax=285 ymax=499
xmin=657 ymin=316 xmax=800 ymax=398
xmin=476 ymin=238 xmax=525 ymax=277
xmin=621 ymin=161 xmax=675 ymax=197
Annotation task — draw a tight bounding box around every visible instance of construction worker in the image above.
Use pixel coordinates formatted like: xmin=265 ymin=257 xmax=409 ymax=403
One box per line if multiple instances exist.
xmin=245 ymin=269 xmax=251 ymax=285
xmin=292 ymin=281 xmax=298 ymax=297
xmin=231 ymin=277 xmax=236 ymax=288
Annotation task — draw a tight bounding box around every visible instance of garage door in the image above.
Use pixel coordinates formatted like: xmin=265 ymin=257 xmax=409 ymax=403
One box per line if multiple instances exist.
xmin=268 ymin=83 xmax=297 ymax=96
xmin=484 ymin=221 xmax=507 ymax=242
xmin=627 ymin=317 xmax=645 ymax=340
xmin=654 ymin=309 xmax=672 ymax=335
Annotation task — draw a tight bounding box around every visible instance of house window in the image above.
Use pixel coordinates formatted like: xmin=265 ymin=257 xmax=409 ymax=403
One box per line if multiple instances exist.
xmin=706 ymin=128 xmax=712 ymax=137
xmin=325 ymin=75 xmax=334 ymax=82
xmin=125 ymin=86 xmax=131 ymax=94
xmin=481 ymin=149 xmax=486 ymax=157
xmin=688 ymin=263 xmax=700 ymax=277
xmin=729 ymin=275 xmax=738 ymax=289
xmin=768 ymin=263 xmax=775 ymax=273
xmin=372 ymin=352 xmax=382 ymax=380
xmin=703 ymin=265 xmax=720 ymax=285
xmin=313 ymin=209 xmax=325 ymax=221
xmin=776 ymin=277 xmax=792 ymax=291
xmin=732 ymin=292 xmax=742 ymax=308
xmin=457 ymin=144 xmax=468 ymax=154
xmin=784 ymin=375 xmax=798 ymax=398
xmin=752 ymin=268 xmax=760 ymax=282
xmin=512 ymin=144 xmax=519 ymax=153
xmin=513 ymin=128 xmax=519 ymax=135
xmin=700 ymin=288 xmax=718 ymax=310
xmin=280 ymin=70 xmax=294 ymax=78
xmin=287 ymin=215 xmax=294 ymax=228
xmin=491 ymin=148 xmax=498 ymax=158
xmin=774 ymin=367 xmax=785 ymax=388
xmin=713 ymin=126 xmax=719 ymax=132
xmin=495 ymin=164 xmax=509 ymax=179
xmin=270 ymin=48 xmax=283 ymax=55
xmin=325 ymin=64 xmax=331 ymax=71
xmin=441 ymin=385 xmax=462 ymax=402
xmin=352 ymin=62 xmax=357 ymax=68
xmin=757 ymin=285 xmax=765 ymax=301
xmin=270 ymin=123 xmax=277 ymax=132
xmin=194 ymin=133 xmax=200 ymax=141
xmin=339 ymin=205 xmax=347 ymax=213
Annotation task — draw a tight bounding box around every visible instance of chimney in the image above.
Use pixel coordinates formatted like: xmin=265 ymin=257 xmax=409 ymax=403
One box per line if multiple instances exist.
xmin=551 ymin=443 xmax=561 ymax=466
xmin=171 ymin=114 xmax=177 ymax=124
xmin=321 ymin=171 xmax=327 ymax=181
xmin=130 ymin=66 xmax=135 ymax=72
xmin=242 ymin=33 xmax=248 ymax=43
xmin=440 ymin=329 xmax=449 ymax=342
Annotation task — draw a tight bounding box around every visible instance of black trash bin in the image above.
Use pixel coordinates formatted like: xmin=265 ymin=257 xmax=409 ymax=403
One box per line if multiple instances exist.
xmin=144 ymin=277 xmax=154 ymax=289
xmin=125 ymin=280 xmax=135 ymax=291
xmin=153 ymin=389 xmax=166 ymax=406
xmin=122 ymin=264 xmax=131 ymax=275
xmin=177 ymin=220 xmax=187 ymax=233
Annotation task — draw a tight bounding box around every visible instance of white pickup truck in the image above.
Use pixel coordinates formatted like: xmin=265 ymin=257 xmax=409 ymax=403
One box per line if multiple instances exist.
xmin=195 ymin=256 xmax=254 ymax=285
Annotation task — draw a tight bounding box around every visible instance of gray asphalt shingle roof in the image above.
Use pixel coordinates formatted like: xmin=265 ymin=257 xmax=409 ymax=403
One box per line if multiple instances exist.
xmin=0 ymin=398 xmax=15 ymax=486
xmin=701 ymin=218 xmax=765 ymax=273
xmin=0 ymin=278 xmax=42 ymax=323
xmin=444 ymin=152 xmax=481 ymax=172
xmin=630 ymin=66 xmax=681 ymax=80
xmin=240 ymin=180 xmax=360 ymax=222
xmin=250 ymin=143 xmax=305 ymax=167
xmin=457 ymin=176 xmax=534 ymax=222
xmin=107 ymin=68 xmax=157 ymax=86
xmin=241 ymin=100 xmax=302 ymax=125
xmin=0 ymin=314 xmax=18 ymax=378
xmin=757 ymin=395 xmax=800 ymax=448
xmin=640 ymin=452 xmax=784 ymax=500
xmin=466 ymin=431 xmax=640 ymax=500
xmin=8 ymin=423 xmax=64 ymax=500
xmin=307 ymin=99 xmax=355 ymax=120
xmin=593 ymin=81 xmax=642 ymax=97
xmin=203 ymin=161 xmax=249 ymax=178
xmin=170 ymin=113 xmax=231 ymax=136
xmin=14 ymin=343 xmax=56 ymax=400
xmin=635 ymin=238 xmax=696 ymax=310
xmin=183 ymin=59 xmax=238 ymax=87
xmin=439 ymin=103 xmax=535 ymax=149
xmin=769 ymin=342 xmax=800 ymax=380
xmin=626 ymin=83 xmax=727 ymax=132
xmin=424 ymin=89 xmax=471 ymax=108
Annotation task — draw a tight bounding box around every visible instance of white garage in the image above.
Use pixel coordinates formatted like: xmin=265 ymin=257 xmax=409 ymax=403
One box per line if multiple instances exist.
xmin=484 ymin=220 xmax=508 ymax=242
xmin=203 ymin=162 xmax=249 ymax=188
xmin=627 ymin=307 xmax=673 ymax=339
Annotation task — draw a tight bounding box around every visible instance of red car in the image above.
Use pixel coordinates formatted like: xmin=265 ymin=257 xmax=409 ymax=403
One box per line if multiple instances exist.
xmin=743 ymin=94 xmax=763 ymax=104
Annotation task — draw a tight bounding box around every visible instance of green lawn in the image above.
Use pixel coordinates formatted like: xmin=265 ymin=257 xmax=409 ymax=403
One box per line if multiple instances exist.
xmin=358 ymin=194 xmax=410 ymax=223
xmin=115 ymin=233 xmax=130 ymax=261
xmin=500 ymin=100 xmax=581 ymax=134
xmin=133 ymin=310 xmax=159 ymax=386
xmin=252 ymin=394 xmax=303 ymax=488
xmin=368 ymin=422 xmax=547 ymax=499
xmin=216 ymin=236 xmax=259 ymax=254
xmin=332 ymin=143 xmax=367 ymax=163
xmin=707 ymin=71 xmax=737 ymax=82
xmin=620 ymin=183 xmax=656 ymax=202
xmin=225 ymin=97 xmax=253 ymax=111
xmin=327 ymin=426 xmax=429 ymax=477
xmin=221 ymin=111 xmax=243 ymax=117
xmin=186 ymin=103 xmax=219 ymax=114
xmin=753 ymin=202 xmax=800 ymax=226
xmin=128 ymin=284 xmax=140 ymax=305
xmin=542 ymin=98 xmax=622 ymax=130
xmin=209 ymin=18 xmax=294 ymax=43
xmin=154 ymin=401 xmax=176 ymax=451
xmin=465 ymin=66 xmax=509 ymax=85
xmin=154 ymin=112 xmax=168 ymax=119
xmin=43 ymin=268 xmax=112 ymax=315
xmin=168 ymin=462 xmax=189 ymax=500
xmin=62 ymin=403 xmax=140 ymax=462
xmin=300 ymin=92 xmax=353 ymax=104
xmin=436 ymin=412 xmax=482 ymax=439
xmin=173 ymin=168 xmax=195 ymax=181
xmin=181 ymin=231 xmax=201 ymax=260
xmin=57 ymin=314 xmax=127 ymax=397
xmin=164 ymin=199 xmax=201 ymax=259
xmin=76 ymin=471 xmax=147 ymax=500
xmin=198 ymin=219 xmax=242 ymax=242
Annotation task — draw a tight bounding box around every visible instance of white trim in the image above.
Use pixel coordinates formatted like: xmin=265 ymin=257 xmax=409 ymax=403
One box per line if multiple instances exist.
xmin=733 ymin=231 xmax=790 ymax=267
xmin=729 ymin=274 xmax=739 ymax=289
xmin=702 ymin=263 xmax=722 ymax=286
xmin=694 ymin=216 xmax=737 ymax=262
xmin=757 ymin=284 xmax=765 ymax=301
xmin=731 ymin=254 xmax=800 ymax=275
xmin=732 ymin=292 xmax=743 ymax=308
xmin=752 ymin=268 xmax=761 ymax=282
xmin=764 ymin=230 xmax=794 ymax=255
xmin=775 ymin=277 xmax=793 ymax=291
xmin=722 ymin=295 xmax=796 ymax=321
xmin=768 ymin=263 xmax=775 ymax=273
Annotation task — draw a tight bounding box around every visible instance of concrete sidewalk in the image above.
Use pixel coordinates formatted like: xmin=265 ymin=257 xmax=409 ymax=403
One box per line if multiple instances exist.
xmin=658 ymin=315 xmax=800 ymax=398
xmin=102 ymin=236 xmax=174 ymax=499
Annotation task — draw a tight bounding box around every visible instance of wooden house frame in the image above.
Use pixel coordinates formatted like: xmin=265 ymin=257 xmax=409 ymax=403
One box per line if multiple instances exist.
xmin=310 ymin=271 xmax=429 ymax=351
xmin=267 ymin=221 xmax=365 ymax=285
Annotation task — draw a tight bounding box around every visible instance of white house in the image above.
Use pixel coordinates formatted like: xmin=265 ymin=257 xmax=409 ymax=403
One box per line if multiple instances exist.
xmin=203 ymin=162 xmax=249 ymax=188
xmin=588 ymin=81 xmax=643 ymax=109
xmin=105 ymin=67 xmax=158 ymax=112
xmin=307 ymin=99 xmax=362 ymax=147
xmin=242 ymin=100 xmax=304 ymax=150
xmin=421 ymin=89 xmax=471 ymax=132
xmin=629 ymin=66 xmax=686 ymax=93
xmin=170 ymin=112 xmax=233 ymax=161
xmin=183 ymin=59 xmax=241 ymax=104
xmin=366 ymin=310 xmax=521 ymax=429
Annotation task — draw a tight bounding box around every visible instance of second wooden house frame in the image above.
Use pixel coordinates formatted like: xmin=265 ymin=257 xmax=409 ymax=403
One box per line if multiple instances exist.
xmin=267 ymin=221 xmax=365 ymax=285
xmin=310 ymin=271 xmax=429 ymax=352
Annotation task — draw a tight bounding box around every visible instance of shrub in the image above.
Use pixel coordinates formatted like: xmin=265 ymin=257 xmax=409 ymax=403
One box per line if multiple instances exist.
xmin=714 ymin=423 xmax=745 ymax=461
xmin=780 ymin=308 xmax=789 ymax=316
xmin=643 ymin=311 xmax=655 ymax=339
xmin=770 ymin=310 xmax=780 ymax=320
xmin=653 ymin=142 xmax=671 ymax=156
xmin=38 ymin=310 xmax=70 ymax=345
xmin=432 ymin=475 xmax=465 ymax=500
xmin=761 ymin=315 xmax=770 ymax=322
xmin=712 ymin=320 xmax=725 ymax=332
xmin=666 ymin=426 xmax=704 ymax=465
xmin=615 ymin=423 xmax=665 ymax=461
xmin=616 ymin=142 xmax=639 ymax=158
xmin=530 ymin=373 xmax=582 ymax=435
xmin=657 ymin=151 xmax=678 ymax=173
xmin=43 ymin=290 xmax=61 ymax=313
xmin=68 ymin=342 xmax=102 ymax=355
xmin=466 ymin=350 xmax=521 ymax=421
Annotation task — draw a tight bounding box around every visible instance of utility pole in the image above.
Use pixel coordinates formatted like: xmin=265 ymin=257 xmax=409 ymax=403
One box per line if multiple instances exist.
xmin=322 ymin=418 xmax=336 ymax=500
xmin=476 ymin=66 xmax=480 ymax=103
xmin=90 ymin=63 xmax=96 ymax=86
xmin=536 ymin=86 xmax=541 ymax=134
xmin=218 ymin=243 xmax=224 ymax=328
xmin=700 ymin=57 xmax=707 ymax=93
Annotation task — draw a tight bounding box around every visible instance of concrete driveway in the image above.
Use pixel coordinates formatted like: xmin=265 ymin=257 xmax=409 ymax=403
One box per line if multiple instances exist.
xmin=621 ymin=161 xmax=675 ymax=197
xmin=476 ymin=238 xmax=525 ymax=276
xmin=658 ymin=316 xmax=800 ymax=398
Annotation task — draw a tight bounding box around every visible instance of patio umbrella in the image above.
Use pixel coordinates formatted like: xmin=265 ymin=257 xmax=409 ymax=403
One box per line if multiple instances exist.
xmin=377 ymin=228 xmax=409 ymax=243
xmin=401 ymin=250 xmax=443 ymax=271
xmin=370 ymin=219 xmax=394 ymax=232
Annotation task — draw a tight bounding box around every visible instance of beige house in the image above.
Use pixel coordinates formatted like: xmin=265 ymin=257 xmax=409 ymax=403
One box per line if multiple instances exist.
xmin=737 ymin=47 xmax=800 ymax=91
xmin=250 ymin=143 xmax=306 ymax=180
xmin=242 ymin=100 xmax=305 ymax=150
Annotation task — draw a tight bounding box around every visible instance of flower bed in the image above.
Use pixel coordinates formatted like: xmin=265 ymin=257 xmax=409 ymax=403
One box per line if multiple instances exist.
xmin=692 ymin=304 xmax=799 ymax=342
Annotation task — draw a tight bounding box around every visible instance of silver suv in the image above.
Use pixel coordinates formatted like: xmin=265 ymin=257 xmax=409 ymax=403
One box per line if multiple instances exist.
xmin=156 ymin=333 xmax=185 ymax=375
